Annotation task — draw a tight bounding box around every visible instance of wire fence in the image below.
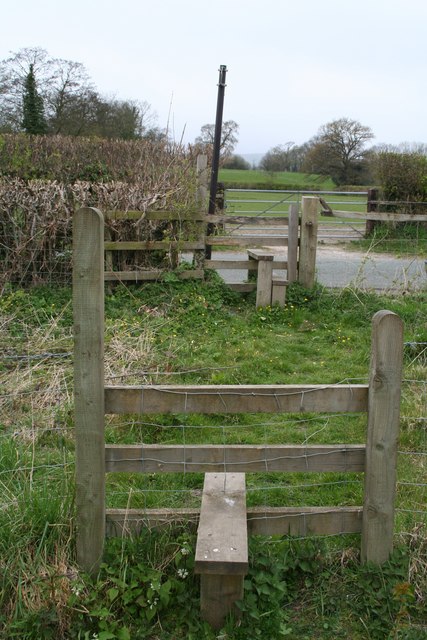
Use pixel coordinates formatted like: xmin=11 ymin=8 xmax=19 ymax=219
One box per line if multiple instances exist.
xmin=0 ymin=363 xmax=425 ymax=536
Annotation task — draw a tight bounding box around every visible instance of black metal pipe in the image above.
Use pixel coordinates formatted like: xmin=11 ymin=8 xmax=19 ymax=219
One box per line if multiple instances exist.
xmin=206 ymin=65 xmax=227 ymax=259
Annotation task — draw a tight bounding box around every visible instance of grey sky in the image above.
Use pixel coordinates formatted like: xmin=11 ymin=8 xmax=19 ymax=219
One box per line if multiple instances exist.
xmin=2 ymin=0 xmax=426 ymax=154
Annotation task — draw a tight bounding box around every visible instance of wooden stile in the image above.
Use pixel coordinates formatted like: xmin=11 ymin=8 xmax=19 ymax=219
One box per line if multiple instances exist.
xmin=73 ymin=209 xmax=404 ymax=626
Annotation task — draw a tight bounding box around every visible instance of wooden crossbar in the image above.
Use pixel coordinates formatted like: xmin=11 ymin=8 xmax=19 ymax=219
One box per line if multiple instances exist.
xmin=105 ymin=506 xmax=363 ymax=538
xmin=105 ymin=384 xmax=369 ymax=415
xmin=105 ymin=443 xmax=366 ymax=473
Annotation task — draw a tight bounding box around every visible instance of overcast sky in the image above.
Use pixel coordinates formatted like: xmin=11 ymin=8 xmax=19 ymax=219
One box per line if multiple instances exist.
xmin=2 ymin=0 xmax=427 ymax=155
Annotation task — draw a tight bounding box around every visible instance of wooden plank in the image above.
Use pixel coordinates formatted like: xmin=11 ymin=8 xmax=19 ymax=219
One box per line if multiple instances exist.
xmin=256 ymin=258 xmax=273 ymax=308
xmin=105 ymin=384 xmax=369 ymax=415
xmin=105 ymin=506 xmax=363 ymax=537
xmin=104 ymin=241 xmax=205 ymax=251
xmin=205 ymin=236 xmax=289 ymax=247
xmin=195 ymin=472 xmax=247 ymax=629
xmin=105 ymin=443 xmax=366 ymax=473
xmin=330 ymin=210 xmax=427 ymax=222
xmin=367 ymin=212 xmax=427 ymax=222
xmin=227 ymin=283 xmax=257 ymax=292
xmin=361 ymin=311 xmax=403 ymax=564
xmin=73 ymin=207 xmax=105 ymax=576
xmin=105 ymin=211 xmax=292 ymax=224
xmin=104 ymin=269 xmax=204 ymax=282
xmin=287 ymin=203 xmax=299 ymax=283
xmin=299 ymin=196 xmax=318 ymax=288
xmin=206 ymin=259 xmax=288 ymax=270
xmin=272 ymin=275 xmax=287 ymax=307
xmin=222 ymin=216 xmax=290 ymax=226
xmin=195 ymin=473 xmax=248 ymax=575
xmin=105 ymin=210 xmax=206 ymax=221
xmin=329 ymin=210 xmax=368 ymax=220
xmin=106 ymin=508 xmax=200 ymax=537
xmin=247 ymin=506 xmax=362 ymax=535
xmin=199 ymin=574 xmax=244 ymax=629
xmin=247 ymin=249 xmax=275 ymax=260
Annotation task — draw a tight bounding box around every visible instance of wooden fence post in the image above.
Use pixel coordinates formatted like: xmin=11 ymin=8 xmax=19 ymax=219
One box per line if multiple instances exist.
xmin=287 ymin=203 xmax=299 ymax=283
xmin=194 ymin=154 xmax=208 ymax=268
xmin=73 ymin=207 xmax=105 ymax=575
xmin=361 ymin=310 xmax=403 ymax=564
xmin=365 ymin=188 xmax=379 ymax=237
xmin=298 ymin=196 xmax=318 ymax=287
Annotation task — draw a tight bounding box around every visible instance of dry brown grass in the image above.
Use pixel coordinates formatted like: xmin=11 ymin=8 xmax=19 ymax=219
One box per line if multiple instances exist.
xmin=0 ymin=134 xmax=199 ymax=288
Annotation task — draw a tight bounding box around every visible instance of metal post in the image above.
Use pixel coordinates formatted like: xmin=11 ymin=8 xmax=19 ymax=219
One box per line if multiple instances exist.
xmin=206 ymin=65 xmax=227 ymax=259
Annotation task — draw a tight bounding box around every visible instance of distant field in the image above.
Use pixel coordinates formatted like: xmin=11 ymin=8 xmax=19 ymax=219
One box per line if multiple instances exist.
xmin=219 ymin=168 xmax=336 ymax=190
xmin=224 ymin=188 xmax=368 ymax=217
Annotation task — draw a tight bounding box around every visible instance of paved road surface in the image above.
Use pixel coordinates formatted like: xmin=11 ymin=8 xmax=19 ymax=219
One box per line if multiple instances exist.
xmin=206 ymin=247 xmax=426 ymax=291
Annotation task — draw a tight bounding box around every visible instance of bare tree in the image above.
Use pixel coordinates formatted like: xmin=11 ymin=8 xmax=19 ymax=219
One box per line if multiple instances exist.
xmin=303 ymin=118 xmax=374 ymax=185
xmin=0 ymin=47 xmax=54 ymax=130
xmin=195 ymin=120 xmax=239 ymax=159
xmin=0 ymin=47 xmax=158 ymax=140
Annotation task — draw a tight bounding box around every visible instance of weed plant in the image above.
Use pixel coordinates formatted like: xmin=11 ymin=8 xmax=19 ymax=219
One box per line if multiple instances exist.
xmin=350 ymin=223 xmax=427 ymax=257
xmin=0 ymin=276 xmax=425 ymax=638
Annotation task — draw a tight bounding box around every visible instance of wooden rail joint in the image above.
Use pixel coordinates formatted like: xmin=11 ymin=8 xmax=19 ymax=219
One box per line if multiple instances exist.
xmin=195 ymin=472 xmax=248 ymax=629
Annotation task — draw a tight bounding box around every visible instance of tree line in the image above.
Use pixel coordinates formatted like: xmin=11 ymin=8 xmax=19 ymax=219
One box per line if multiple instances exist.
xmin=0 ymin=47 xmax=162 ymax=140
xmin=2 ymin=47 xmax=427 ymax=200
xmin=220 ymin=118 xmax=427 ymax=201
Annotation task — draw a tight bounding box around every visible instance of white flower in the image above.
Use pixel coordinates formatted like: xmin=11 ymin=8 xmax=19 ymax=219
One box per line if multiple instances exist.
xmin=177 ymin=568 xmax=189 ymax=579
xmin=180 ymin=547 xmax=190 ymax=556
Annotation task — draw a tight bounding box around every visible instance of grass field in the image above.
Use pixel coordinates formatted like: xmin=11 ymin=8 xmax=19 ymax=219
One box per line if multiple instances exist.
xmin=219 ymin=168 xmax=336 ymax=190
xmin=0 ymin=279 xmax=426 ymax=638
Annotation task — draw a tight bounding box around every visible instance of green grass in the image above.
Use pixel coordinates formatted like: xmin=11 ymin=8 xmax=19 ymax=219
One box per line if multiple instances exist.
xmin=219 ymin=168 xmax=336 ymax=190
xmin=225 ymin=189 xmax=368 ymax=218
xmin=0 ymin=278 xmax=426 ymax=638
xmin=350 ymin=224 xmax=427 ymax=257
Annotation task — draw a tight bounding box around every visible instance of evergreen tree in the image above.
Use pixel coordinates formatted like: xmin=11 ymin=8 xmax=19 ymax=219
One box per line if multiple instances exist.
xmin=22 ymin=64 xmax=47 ymax=134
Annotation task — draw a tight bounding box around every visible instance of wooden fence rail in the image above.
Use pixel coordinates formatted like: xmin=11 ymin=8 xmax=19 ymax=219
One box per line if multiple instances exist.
xmin=74 ymin=207 xmax=403 ymax=627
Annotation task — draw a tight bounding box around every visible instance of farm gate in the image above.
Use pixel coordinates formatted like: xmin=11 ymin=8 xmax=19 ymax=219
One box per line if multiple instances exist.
xmin=74 ymin=207 xmax=404 ymax=629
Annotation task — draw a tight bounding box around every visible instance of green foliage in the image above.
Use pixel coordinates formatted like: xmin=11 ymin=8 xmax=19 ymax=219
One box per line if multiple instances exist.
xmin=231 ymin=538 xmax=322 ymax=638
xmin=222 ymin=154 xmax=251 ymax=170
xmin=374 ymin=151 xmax=427 ymax=207
xmin=354 ymin=222 xmax=427 ymax=257
xmin=68 ymin=533 xmax=209 ymax=639
xmin=303 ymin=118 xmax=374 ymax=186
xmin=22 ymin=64 xmax=47 ymax=135
xmin=348 ymin=548 xmax=417 ymax=639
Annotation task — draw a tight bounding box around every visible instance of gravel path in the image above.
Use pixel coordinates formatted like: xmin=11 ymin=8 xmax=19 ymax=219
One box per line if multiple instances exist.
xmin=208 ymin=246 xmax=426 ymax=291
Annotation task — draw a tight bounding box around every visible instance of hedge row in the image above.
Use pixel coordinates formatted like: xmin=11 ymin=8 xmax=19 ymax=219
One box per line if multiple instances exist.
xmin=0 ymin=136 xmax=200 ymax=287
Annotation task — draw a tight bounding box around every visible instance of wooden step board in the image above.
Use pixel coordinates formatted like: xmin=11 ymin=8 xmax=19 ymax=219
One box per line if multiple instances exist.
xmin=195 ymin=472 xmax=248 ymax=629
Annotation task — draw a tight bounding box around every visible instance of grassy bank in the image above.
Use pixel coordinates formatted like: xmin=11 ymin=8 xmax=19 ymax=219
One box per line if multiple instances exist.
xmin=0 ymin=278 xmax=426 ymax=638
